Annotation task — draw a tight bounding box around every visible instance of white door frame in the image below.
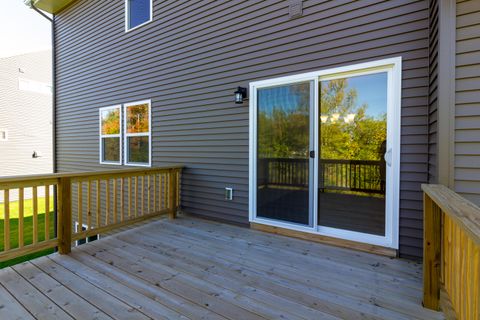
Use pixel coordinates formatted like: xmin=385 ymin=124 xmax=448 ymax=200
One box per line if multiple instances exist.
xmin=249 ymin=57 xmax=402 ymax=249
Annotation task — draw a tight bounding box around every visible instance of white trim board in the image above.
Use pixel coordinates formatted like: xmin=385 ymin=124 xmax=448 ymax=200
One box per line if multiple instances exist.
xmin=249 ymin=57 xmax=402 ymax=249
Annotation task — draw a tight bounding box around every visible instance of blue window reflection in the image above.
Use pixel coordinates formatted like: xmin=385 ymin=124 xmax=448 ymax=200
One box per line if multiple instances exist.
xmin=128 ymin=0 xmax=151 ymax=30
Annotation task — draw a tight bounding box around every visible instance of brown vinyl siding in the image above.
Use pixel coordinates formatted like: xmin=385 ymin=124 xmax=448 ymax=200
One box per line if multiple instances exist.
xmin=54 ymin=0 xmax=430 ymax=259
xmin=455 ymin=0 xmax=480 ymax=205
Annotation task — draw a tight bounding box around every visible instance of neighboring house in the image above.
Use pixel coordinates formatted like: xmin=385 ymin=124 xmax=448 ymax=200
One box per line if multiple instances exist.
xmin=0 ymin=50 xmax=53 ymax=177
xmin=29 ymin=0 xmax=480 ymax=260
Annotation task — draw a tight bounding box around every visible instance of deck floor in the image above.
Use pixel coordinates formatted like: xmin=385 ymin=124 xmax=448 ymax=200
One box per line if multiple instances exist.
xmin=0 ymin=217 xmax=444 ymax=320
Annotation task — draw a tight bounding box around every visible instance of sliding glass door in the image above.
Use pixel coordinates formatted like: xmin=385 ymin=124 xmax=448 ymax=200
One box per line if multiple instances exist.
xmin=256 ymin=81 xmax=314 ymax=225
xmin=318 ymin=72 xmax=388 ymax=236
xmin=250 ymin=58 xmax=401 ymax=248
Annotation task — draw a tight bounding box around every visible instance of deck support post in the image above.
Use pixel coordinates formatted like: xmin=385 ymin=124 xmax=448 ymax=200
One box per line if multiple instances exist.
xmin=168 ymin=169 xmax=177 ymax=219
xmin=57 ymin=177 xmax=72 ymax=254
xmin=423 ymin=193 xmax=441 ymax=310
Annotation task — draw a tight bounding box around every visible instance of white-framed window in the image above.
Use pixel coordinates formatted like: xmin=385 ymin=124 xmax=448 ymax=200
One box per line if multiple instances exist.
xmin=0 ymin=129 xmax=7 ymax=141
xmin=74 ymin=222 xmax=99 ymax=246
xmin=124 ymin=100 xmax=151 ymax=167
xmin=125 ymin=0 xmax=153 ymax=32
xmin=99 ymin=105 xmax=122 ymax=165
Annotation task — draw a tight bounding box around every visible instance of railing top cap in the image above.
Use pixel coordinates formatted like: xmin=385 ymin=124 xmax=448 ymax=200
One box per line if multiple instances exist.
xmin=422 ymin=184 xmax=480 ymax=245
xmin=0 ymin=165 xmax=184 ymax=184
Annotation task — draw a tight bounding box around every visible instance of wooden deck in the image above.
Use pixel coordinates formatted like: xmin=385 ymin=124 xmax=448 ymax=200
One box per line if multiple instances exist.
xmin=0 ymin=217 xmax=444 ymax=320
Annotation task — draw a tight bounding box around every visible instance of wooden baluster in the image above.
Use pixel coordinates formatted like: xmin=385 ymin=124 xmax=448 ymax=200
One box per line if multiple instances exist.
xmin=176 ymin=170 xmax=180 ymax=208
xmin=168 ymin=170 xmax=177 ymax=219
xmin=423 ymin=193 xmax=441 ymax=310
xmin=147 ymin=175 xmax=151 ymax=214
xmin=113 ymin=178 xmax=117 ymax=224
xmin=128 ymin=177 xmax=132 ymax=219
xmin=77 ymin=182 xmax=82 ymax=232
xmin=33 ymin=186 xmax=38 ymax=244
xmin=3 ymin=190 xmax=10 ymax=251
xmin=96 ymin=180 xmax=101 ymax=228
xmin=153 ymin=174 xmax=157 ymax=212
xmin=87 ymin=181 xmax=92 ymax=230
xmin=105 ymin=179 xmax=110 ymax=225
xmin=18 ymin=188 xmax=24 ymax=248
xmin=45 ymin=185 xmax=50 ymax=240
xmin=159 ymin=174 xmax=164 ymax=210
xmin=141 ymin=175 xmax=145 ymax=216
xmin=120 ymin=178 xmax=124 ymax=222
xmin=134 ymin=176 xmax=138 ymax=218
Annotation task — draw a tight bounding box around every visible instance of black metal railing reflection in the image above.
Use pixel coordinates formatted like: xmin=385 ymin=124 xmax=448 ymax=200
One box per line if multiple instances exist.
xmin=258 ymin=158 xmax=385 ymax=194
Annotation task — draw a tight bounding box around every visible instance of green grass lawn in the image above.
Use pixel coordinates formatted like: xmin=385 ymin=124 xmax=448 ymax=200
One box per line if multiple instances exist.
xmin=0 ymin=197 xmax=56 ymax=268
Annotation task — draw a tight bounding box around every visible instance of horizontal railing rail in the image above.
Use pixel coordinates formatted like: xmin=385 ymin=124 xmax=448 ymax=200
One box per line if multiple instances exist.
xmin=422 ymin=184 xmax=480 ymax=319
xmin=258 ymin=158 xmax=384 ymax=193
xmin=0 ymin=165 xmax=182 ymax=261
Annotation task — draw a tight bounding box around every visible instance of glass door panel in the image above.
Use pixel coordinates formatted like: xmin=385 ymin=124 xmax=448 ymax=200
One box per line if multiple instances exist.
xmin=318 ymin=72 xmax=388 ymax=236
xmin=256 ymin=81 xmax=312 ymax=225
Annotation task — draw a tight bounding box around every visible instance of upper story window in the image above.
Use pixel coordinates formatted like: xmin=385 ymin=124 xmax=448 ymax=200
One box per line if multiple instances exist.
xmin=126 ymin=0 xmax=152 ymax=31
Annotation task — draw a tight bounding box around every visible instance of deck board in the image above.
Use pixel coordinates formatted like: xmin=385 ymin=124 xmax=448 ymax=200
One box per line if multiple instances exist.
xmin=0 ymin=217 xmax=444 ymax=320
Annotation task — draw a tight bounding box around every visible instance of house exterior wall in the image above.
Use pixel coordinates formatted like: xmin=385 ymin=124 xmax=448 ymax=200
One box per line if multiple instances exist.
xmin=0 ymin=51 xmax=53 ymax=177
xmin=454 ymin=0 xmax=480 ymax=205
xmin=54 ymin=0 xmax=431 ymax=259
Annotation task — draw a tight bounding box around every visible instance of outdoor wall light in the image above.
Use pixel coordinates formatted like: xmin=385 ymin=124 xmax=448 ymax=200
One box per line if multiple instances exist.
xmin=234 ymin=87 xmax=248 ymax=104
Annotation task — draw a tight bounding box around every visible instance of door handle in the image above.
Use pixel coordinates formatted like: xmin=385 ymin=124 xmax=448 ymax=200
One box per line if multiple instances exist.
xmin=384 ymin=148 xmax=392 ymax=167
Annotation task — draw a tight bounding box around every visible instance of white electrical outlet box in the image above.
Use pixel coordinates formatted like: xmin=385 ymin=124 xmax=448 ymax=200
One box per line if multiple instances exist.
xmin=225 ymin=187 xmax=233 ymax=200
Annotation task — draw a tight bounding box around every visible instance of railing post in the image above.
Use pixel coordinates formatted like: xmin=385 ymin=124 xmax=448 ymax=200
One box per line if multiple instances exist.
xmin=423 ymin=192 xmax=441 ymax=310
xmin=57 ymin=177 xmax=72 ymax=254
xmin=168 ymin=169 xmax=177 ymax=219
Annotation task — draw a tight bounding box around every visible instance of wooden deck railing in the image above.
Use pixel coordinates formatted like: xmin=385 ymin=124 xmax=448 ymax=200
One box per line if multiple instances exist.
xmin=422 ymin=184 xmax=480 ymax=319
xmin=258 ymin=158 xmax=384 ymax=193
xmin=0 ymin=165 xmax=182 ymax=261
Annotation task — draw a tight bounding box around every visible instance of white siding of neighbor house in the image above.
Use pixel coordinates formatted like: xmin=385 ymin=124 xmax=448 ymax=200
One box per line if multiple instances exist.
xmin=0 ymin=50 xmax=53 ymax=178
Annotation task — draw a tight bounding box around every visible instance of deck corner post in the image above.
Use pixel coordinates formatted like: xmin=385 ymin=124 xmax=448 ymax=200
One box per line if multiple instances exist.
xmin=423 ymin=192 xmax=441 ymax=310
xmin=168 ymin=169 xmax=177 ymax=219
xmin=57 ymin=177 xmax=72 ymax=254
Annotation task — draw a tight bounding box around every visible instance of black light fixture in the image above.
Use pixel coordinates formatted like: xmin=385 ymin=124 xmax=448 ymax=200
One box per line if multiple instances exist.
xmin=234 ymin=87 xmax=248 ymax=104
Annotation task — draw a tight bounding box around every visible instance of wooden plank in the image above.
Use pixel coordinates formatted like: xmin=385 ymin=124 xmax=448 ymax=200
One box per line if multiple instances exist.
xmin=45 ymin=185 xmax=50 ymax=240
xmin=141 ymin=175 xmax=145 ymax=216
xmin=77 ymin=182 xmax=83 ymax=228
xmin=134 ymin=177 xmax=138 ymax=218
xmin=0 ymin=239 xmax=58 ymax=263
xmin=50 ymin=254 xmax=186 ymax=319
xmin=32 ymin=186 xmax=38 ymax=245
xmin=0 ymin=178 xmax=60 ymax=191
xmin=87 ymin=181 xmax=92 ymax=230
xmin=0 ymin=165 xmax=183 ymax=185
xmin=12 ymin=262 xmax=112 ymax=320
xmin=69 ymin=250 xmax=226 ymax=320
xmin=113 ymin=178 xmax=117 ymax=224
xmin=0 ymin=282 xmax=35 ymax=320
xmin=147 ymin=175 xmax=151 ymax=214
xmin=18 ymin=187 xmax=24 ymax=248
xmin=422 ymin=184 xmax=480 ymax=245
xmin=57 ymin=177 xmax=72 ymax=254
xmin=423 ymin=193 xmax=441 ymax=310
xmin=96 ymin=180 xmax=101 ymax=228
xmin=120 ymin=178 xmax=124 ymax=223
xmin=105 ymin=179 xmax=110 ymax=226
xmin=31 ymin=256 xmax=151 ymax=320
xmin=0 ymin=266 xmax=73 ymax=319
xmin=3 ymin=189 xmax=10 ymax=251
xmin=168 ymin=171 xmax=176 ymax=219
xmin=153 ymin=174 xmax=157 ymax=212
xmin=128 ymin=177 xmax=132 ymax=219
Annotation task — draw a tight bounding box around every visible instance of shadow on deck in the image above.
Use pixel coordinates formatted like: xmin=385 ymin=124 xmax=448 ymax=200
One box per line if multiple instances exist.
xmin=0 ymin=217 xmax=444 ymax=320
